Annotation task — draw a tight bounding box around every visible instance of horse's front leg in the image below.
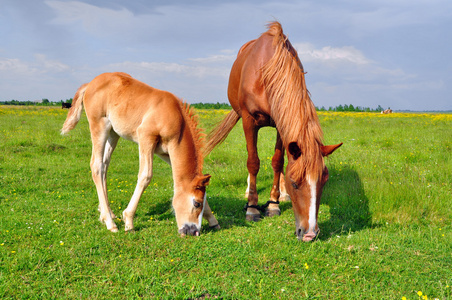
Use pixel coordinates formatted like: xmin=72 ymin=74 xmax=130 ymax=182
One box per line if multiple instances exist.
xmin=267 ymin=131 xmax=284 ymax=217
xmin=122 ymin=135 xmax=157 ymax=231
xmin=242 ymin=114 xmax=261 ymax=221
xmin=203 ymin=200 xmax=220 ymax=230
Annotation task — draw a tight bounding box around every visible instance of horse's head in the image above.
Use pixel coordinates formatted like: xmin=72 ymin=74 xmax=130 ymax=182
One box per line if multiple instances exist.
xmin=285 ymin=142 xmax=342 ymax=241
xmin=173 ymin=174 xmax=211 ymax=236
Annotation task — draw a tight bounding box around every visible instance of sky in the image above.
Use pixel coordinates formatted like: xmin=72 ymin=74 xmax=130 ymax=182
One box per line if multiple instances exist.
xmin=1 ymin=0 xmax=451 ymax=111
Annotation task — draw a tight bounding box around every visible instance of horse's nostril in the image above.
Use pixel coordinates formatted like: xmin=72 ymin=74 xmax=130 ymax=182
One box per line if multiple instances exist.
xmin=179 ymin=224 xmax=200 ymax=236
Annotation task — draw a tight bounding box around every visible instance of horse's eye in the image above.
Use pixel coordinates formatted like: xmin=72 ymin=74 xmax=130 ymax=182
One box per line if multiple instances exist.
xmin=193 ymin=199 xmax=202 ymax=208
xmin=291 ymin=182 xmax=298 ymax=190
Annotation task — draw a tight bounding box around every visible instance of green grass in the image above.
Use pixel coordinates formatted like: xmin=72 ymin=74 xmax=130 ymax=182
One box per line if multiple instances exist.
xmin=0 ymin=106 xmax=451 ymax=299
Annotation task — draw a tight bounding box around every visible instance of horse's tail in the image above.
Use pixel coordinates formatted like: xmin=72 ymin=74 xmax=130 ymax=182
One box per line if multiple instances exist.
xmin=61 ymin=83 xmax=88 ymax=135
xmin=203 ymin=110 xmax=241 ymax=156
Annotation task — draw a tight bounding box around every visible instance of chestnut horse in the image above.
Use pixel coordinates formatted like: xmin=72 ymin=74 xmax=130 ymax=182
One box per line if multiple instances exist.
xmin=205 ymin=22 xmax=342 ymax=241
xmin=62 ymin=72 xmax=219 ymax=236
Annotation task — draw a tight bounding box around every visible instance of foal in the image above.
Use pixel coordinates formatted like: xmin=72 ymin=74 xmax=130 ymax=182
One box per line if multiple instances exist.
xmin=62 ymin=72 xmax=219 ymax=236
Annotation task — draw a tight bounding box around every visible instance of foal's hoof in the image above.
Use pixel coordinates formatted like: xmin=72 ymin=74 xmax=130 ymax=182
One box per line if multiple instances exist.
xmin=265 ymin=209 xmax=281 ymax=217
xmin=246 ymin=214 xmax=262 ymax=222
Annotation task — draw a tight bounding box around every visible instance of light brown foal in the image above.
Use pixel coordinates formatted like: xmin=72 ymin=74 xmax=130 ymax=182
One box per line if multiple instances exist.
xmin=62 ymin=72 xmax=219 ymax=236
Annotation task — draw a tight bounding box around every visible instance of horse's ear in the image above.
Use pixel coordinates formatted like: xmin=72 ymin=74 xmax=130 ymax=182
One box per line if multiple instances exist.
xmin=288 ymin=142 xmax=302 ymax=160
xmin=195 ymin=174 xmax=211 ymax=188
xmin=321 ymin=142 xmax=343 ymax=157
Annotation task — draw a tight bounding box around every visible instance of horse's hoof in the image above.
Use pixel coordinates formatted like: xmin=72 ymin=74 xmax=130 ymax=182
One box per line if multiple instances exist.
xmin=246 ymin=214 xmax=261 ymax=222
xmin=109 ymin=227 xmax=119 ymax=233
xmin=210 ymin=224 xmax=221 ymax=230
xmin=124 ymin=226 xmax=134 ymax=232
xmin=265 ymin=209 xmax=281 ymax=217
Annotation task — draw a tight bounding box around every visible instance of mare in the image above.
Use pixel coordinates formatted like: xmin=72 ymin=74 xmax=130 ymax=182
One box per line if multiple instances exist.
xmin=204 ymin=22 xmax=342 ymax=241
xmin=61 ymin=72 xmax=219 ymax=236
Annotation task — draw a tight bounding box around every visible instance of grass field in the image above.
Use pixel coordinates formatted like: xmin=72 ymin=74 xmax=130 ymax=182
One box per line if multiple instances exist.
xmin=0 ymin=105 xmax=451 ymax=299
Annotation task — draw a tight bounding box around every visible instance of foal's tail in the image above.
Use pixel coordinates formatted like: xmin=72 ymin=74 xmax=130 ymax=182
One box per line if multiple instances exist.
xmin=203 ymin=110 xmax=241 ymax=156
xmin=61 ymin=83 xmax=88 ymax=135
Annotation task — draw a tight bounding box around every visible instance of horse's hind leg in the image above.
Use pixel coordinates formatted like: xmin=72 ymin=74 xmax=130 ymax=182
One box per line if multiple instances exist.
xmin=242 ymin=113 xmax=261 ymax=221
xmin=267 ymin=132 xmax=284 ymax=217
xmin=123 ymin=133 xmax=158 ymax=231
xmin=97 ymin=132 xmax=120 ymax=219
xmin=90 ymin=118 xmax=118 ymax=232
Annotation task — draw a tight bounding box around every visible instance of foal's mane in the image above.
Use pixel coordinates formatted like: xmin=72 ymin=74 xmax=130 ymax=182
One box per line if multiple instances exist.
xmin=261 ymin=21 xmax=324 ymax=180
xmin=178 ymin=101 xmax=205 ymax=173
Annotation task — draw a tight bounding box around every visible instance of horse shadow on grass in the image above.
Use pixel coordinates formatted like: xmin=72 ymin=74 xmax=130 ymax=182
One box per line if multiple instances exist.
xmin=132 ymin=193 xmax=256 ymax=233
xmin=317 ymin=166 xmax=372 ymax=240
xmin=131 ymin=165 xmax=371 ymax=238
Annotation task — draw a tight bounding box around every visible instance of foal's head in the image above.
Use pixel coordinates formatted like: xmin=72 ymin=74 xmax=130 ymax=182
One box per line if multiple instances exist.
xmin=285 ymin=142 xmax=342 ymax=241
xmin=173 ymin=174 xmax=211 ymax=236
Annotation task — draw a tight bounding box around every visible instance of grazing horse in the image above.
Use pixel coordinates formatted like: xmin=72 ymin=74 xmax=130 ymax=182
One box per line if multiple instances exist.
xmin=204 ymin=22 xmax=342 ymax=241
xmin=61 ymin=72 xmax=219 ymax=236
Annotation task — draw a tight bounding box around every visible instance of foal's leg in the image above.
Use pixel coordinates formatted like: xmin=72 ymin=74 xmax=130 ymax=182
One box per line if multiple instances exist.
xmin=90 ymin=119 xmax=118 ymax=232
xmin=267 ymin=132 xmax=284 ymax=217
xmin=97 ymin=132 xmax=120 ymax=219
xmin=123 ymin=134 xmax=158 ymax=231
xmin=242 ymin=113 xmax=261 ymax=221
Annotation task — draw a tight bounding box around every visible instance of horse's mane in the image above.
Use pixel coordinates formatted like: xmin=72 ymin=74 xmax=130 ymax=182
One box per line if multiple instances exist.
xmin=178 ymin=101 xmax=205 ymax=174
xmin=261 ymin=21 xmax=324 ymax=180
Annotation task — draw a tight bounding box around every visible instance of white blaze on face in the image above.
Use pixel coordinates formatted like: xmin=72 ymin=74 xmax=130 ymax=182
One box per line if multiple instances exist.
xmin=307 ymin=176 xmax=317 ymax=232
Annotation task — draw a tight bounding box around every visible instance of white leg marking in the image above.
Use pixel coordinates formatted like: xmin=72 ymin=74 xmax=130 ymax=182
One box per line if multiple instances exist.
xmin=245 ymin=174 xmax=250 ymax=198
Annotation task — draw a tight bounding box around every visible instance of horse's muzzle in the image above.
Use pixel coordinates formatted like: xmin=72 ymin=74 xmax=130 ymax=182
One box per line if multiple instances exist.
xmin=179 ymin=224 xmax=200 ymax=237
xmin=296 ymin=228 xmax=319 ymax=242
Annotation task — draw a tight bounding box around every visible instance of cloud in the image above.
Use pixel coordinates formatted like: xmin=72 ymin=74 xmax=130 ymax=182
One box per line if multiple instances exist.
xmin=0 ymin=58 xmax=37 ymax=74
xmin=189 ymin=54 xmax=236 ymax=64
xmin=295 ymin=43 xmax=372 ymax=65
xmin=106 ymin=59 xmax=230 ymax=79
xmin=0 ymin=54 xmax=70 ymax=76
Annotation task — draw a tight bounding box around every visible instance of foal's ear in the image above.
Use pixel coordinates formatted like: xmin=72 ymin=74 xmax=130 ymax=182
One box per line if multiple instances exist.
xmin=288 ymin=142 xmax=302 ymax=160
xmin=195 ymin=174 xmax=211 ymax=188
xmin=321 ymin=142 xmax=343 ymax=157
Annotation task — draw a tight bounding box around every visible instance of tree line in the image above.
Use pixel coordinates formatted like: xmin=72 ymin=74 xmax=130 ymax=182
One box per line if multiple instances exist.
xmin=0 ymin=99 xmax=73 ymax=106
xmin=192 ymin=102 xmax=386 ymax=112
xmin=316 ymin=104 xmax=386 ymax=112
xmin=1 ymin=99 xmax=386 ymax=112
